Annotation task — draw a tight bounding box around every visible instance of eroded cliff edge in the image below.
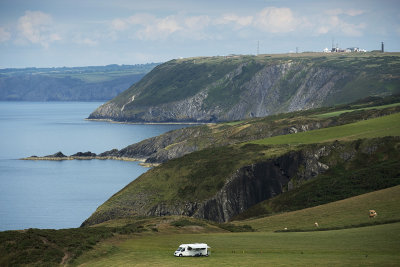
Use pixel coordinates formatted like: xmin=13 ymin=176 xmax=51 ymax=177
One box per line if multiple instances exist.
xmin=81 ymin=137 xmax=399 ymax=226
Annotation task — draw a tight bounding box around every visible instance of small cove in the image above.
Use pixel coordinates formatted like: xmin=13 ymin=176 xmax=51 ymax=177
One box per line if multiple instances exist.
xmin=0 ymin=102 xmax=189 ymax=231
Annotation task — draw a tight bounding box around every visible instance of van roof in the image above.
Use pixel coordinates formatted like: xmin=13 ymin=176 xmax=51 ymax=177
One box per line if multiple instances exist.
xmin=179 ymin=243 xmax=210 ymax=248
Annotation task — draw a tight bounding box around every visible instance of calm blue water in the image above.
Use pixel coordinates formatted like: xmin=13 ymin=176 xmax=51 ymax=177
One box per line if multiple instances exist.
xmin=0 ymin=102 xmax=188 ymax=231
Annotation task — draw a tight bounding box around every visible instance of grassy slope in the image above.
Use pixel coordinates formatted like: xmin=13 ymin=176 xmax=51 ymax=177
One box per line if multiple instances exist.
xmin=313 ymin=102 xmax=400 ymax=118
xmin=107 ymin=53 xmax=400 ymax=115
xmin=88 ymin=111 xmax=400 ymax=221
xmin=235 ymin=185 xmax=400 ymax=232
xmin=251 ymin=112 xmax=400 ymax=145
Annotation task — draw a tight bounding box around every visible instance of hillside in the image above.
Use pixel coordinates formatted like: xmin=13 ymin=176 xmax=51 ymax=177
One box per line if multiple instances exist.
xmin=234 ymin=185 xmax=400 ymax=232
xmin=90 ymin=95 xmax=400 ymax=164
xmin=81 ymin=104 xmax=400 ymax=226
xmin=88 ymin=52 xmax=400 ymax=122
xmin=0 ymin=63 xmax=158 ymax=101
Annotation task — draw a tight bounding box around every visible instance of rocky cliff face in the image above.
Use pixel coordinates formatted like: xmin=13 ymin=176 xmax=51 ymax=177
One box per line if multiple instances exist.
xmin=81 ymin=141 xmax=353 ymax=226
xmin=88 ymin=54 xmax=399 ymax=122
xmin=82 ymin=137 xmax=398 ymax=226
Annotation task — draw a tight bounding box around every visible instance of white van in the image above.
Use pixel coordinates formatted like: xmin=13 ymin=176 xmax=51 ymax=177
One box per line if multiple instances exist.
xmin=174 ymin=243 xmax=210 ymax=257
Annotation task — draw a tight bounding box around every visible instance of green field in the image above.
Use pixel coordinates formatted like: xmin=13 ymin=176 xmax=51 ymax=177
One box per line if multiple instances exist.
xmin=71 ymin=186 xmax=400 ymax=266
xmin=72 ymin=223 xmax=400 ymax=266
xmin=251 ymin=112 xmax=400 ymax=146
xmin=314 ymin=102 xmax=400 ymax=118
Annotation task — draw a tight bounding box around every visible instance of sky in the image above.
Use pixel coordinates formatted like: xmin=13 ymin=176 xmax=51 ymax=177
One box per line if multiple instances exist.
xmin=0 ymin=0 xmax=399 ymax=68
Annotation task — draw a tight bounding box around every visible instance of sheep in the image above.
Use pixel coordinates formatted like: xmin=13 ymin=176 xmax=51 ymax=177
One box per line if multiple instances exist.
xmin=314 ymin=222 xmax=319 ymax=227
xmin=369 ymin=210 xmax=377 ymax=218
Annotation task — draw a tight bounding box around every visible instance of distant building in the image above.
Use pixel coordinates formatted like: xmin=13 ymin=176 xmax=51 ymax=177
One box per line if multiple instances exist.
xmin=347 ymin=47 xmax=360 ymax=52
xmin=326 ymin=46 xmax=367 ymax=53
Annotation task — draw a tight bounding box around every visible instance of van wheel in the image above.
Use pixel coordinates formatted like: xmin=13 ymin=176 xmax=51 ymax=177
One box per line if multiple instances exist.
xmin=179 ymin=254 xmax=182 ymax=257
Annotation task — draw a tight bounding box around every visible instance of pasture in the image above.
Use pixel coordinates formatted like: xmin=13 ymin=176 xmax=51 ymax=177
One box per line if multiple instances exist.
xmin=72 ymin=186 xmax=400 ymax=266
xmin=72 ymin=222 xmax=400 ymax=266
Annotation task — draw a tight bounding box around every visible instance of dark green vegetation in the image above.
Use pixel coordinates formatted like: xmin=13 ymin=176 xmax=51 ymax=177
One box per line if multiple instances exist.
xmin=234 ymin=138 xmax=400 ymax=220
xmin=0 ymin=63 xmax=158 ymax=101
xmin=0 ymin=224 xmax=144 ymax=266
xmin=89 ymin=52 xmax=400 ymax=122
xmin=82 ymin=95 xmax=400 ymax=226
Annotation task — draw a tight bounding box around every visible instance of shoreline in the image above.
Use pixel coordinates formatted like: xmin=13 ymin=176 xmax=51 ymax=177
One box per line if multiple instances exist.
xmin=21 ymin=156 xmax=160 ymax=167
xmin=85 ymin=118 xmax=213 ymax=125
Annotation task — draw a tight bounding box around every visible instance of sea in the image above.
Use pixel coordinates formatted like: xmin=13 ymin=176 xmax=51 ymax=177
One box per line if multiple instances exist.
xmin=0 ymin=102 xmax=189 ymax=231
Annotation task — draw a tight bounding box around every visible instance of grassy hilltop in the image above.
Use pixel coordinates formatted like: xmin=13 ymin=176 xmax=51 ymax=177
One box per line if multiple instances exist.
xmin=89 ymin=52 xmax=400 ymax=122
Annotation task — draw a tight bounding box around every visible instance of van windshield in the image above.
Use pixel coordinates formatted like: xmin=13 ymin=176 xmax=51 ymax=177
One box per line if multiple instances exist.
xmin=176 ymin=247 xmax=183 ymax=251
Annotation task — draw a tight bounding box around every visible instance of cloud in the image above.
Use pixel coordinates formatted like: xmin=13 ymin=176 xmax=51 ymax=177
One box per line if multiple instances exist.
xmin=0 ymin=27 xmax=11 ymax=43
xmin=137 ymin=15 xmax=182 ymax=40
xmin=111 ymin=13 xmax=212 ymax=41
xmin=75 ymin=37 xmax=98 ymax=46
xmin=316 ymin=15 xmax=366 ymax=37
xmin=216 ymin=14 xmax=253 ymax=28
xmin=17 ymin=11 xmax=61 ymax=48
xmin=255 ymin=7 xmax=297 ymax=33
xmin=111 ymin=18 xmax=128 ymax=31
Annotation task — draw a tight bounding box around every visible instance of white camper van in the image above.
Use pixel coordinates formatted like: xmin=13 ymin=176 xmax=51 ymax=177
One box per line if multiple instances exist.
xmin=174 ymin=243 xmax=210 ymax=257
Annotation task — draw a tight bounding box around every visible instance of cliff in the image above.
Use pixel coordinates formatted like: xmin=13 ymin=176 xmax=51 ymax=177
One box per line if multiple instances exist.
xmin=81 ymin=136 xmax=400 ymax=226
xmin=88 ymin=53 xmax=400 ymax=122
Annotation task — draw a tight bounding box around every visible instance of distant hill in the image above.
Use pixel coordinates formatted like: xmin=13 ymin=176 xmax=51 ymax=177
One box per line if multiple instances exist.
xmin=88 ymin=52 xmax=400 ymax=122
xmin=0 ymin=63 xmax=159 ymax=101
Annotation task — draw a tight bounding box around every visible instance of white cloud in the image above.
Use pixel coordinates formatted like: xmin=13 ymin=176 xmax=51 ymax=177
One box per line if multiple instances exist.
xmin=111 ymin=13 xmax=212 ymax=41
xmin=185 ymin=15 xmax=211 ymax=30
xmin=111 ymin=18 xmax=128 ymax=31
xmin=127 ymin=14 xmax=156 ymax=25
xmin=255 ymin=7 xmax=297 ymax=33
xmin=17 ymin=11 xmax=61 ymax=48
xmin=137 ymin=15 xmax=181 ymax=40
xmin=316 ymin=15 xmax=366 ymax=37
xmin=0 ymin=27 xmax=11 ymax=43
xmin=216 ymin=14 xmax=253 ymax=28
xmin=75 ymin=37 xmax=98 ymax=46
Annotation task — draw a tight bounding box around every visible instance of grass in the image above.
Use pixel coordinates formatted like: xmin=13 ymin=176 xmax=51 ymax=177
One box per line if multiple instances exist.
xmin=234 ymin=185 xmax=400 ymax=232
xmin=251 ymin=112 xmax=400 ymax=145
xmin=314 ymin=102 xmax=400 ymax=118
xmin=72 ymin=222 xmax=400 ymax=266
